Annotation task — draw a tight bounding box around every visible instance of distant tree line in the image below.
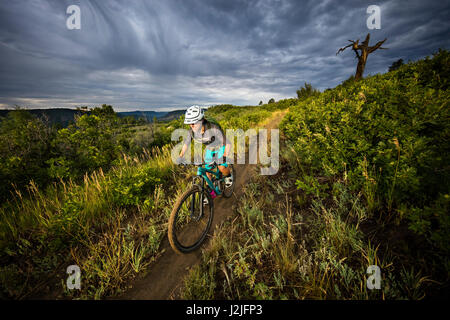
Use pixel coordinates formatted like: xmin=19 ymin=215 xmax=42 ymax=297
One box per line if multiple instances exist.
xmin=0 ymin=104 xmax=176 ymax=202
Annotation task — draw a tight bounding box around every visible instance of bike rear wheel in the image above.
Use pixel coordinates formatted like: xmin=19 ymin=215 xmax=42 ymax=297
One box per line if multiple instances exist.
xmin=168 ymin=186 xmax=214 ymax=254
xmin=221 ymin=164 xmax=236 ymax=198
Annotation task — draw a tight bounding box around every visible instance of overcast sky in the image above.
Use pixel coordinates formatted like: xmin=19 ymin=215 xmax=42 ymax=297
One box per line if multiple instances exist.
xmin=0 ymin=0 xmax=449 ymax=111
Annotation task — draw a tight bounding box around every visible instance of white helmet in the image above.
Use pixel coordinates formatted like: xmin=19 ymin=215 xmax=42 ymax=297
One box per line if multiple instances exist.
xmin=184 ymin=105 xmax=204 ymax=124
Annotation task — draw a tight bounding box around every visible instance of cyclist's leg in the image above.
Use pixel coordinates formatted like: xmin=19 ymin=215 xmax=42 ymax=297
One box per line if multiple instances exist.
xmin=204 ymin=148 xmax=215 ymax=181
xmin=216 ymin=146 xmax=230 ymax=176
xmin=218 ymin=164 xmax=232 ymax=187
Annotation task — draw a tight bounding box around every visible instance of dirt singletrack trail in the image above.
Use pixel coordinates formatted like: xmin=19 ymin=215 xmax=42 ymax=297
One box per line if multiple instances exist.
xmin=116 ymin=109 xmax=288 ymax=300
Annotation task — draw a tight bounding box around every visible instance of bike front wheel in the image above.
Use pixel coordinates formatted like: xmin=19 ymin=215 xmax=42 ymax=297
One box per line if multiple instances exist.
xmin=168 ymin=185 xmax=214 ymax=254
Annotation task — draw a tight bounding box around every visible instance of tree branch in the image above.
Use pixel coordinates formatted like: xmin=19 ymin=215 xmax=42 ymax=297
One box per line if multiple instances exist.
xmin=336 ymin=43 xmax=353 ymax=55
xmin=368 ymin=38 xmax=388 ymax=53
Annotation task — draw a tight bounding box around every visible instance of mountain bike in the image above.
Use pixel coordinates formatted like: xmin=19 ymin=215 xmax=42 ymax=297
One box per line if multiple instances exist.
xmin=168 ymin=160 xmax=236 ymax=254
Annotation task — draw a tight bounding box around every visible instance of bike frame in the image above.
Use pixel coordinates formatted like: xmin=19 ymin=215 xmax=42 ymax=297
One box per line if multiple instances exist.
xmin=190 ymin=162 xmax=224 ymax=220
xmin=196 ymin=163 xmax=223 ymax=195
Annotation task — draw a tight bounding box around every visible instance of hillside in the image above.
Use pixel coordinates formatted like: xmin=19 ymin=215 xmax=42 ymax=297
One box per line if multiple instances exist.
xmin=0 ymin=50 xmax=448 ymax=300
xmin=116 ymin=110 xmax=289 ymax=300
xmin=0 ymin=108 xmax=185 ymax=127
xmin=181 ymin=49 xmax=449 ymax=299
xmin=0 ymin=108 xmax=86 ymax=127
xmin=0 ymin=98 xmax=290 ymax=299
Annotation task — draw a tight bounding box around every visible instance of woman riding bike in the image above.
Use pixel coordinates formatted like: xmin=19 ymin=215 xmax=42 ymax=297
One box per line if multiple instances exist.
xmin=178 ymin=105 xmax=233 ymax=192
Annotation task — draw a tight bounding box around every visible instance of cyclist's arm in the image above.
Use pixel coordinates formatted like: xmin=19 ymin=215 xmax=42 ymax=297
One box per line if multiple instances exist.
xmin=214 ymin=126 xmax=231 ymax=158
xmin=179 ymin=130 xmax=192 ymax=157
xmin=179 ymin=143 xmax=188 ymax=157
xmin=224 ymin=138 xmax=231 ymax=158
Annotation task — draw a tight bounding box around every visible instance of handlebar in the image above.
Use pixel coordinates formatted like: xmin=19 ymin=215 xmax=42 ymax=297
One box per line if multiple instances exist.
xmin=177 ymin=158 xmax=223 ymax=168
xmin=176 ymin=158 xmax=209 ymax=167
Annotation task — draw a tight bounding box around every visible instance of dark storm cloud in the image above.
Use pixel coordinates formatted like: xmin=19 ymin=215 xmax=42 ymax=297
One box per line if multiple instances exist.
xmin=0 ymin=0 xmax=449 ymax=110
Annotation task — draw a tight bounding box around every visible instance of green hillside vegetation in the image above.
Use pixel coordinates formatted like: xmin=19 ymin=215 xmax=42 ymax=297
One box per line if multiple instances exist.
xmin=1 ymin=49 xmax=448 ymax=300
xmin=182 ymin=49 xmax=449 ymax=299
xmin=206 ymin=99 xmax=297 ymax=131
xmin=0 ymin=105 xmax=182 ymax=204
xmin=0 ymin=108 xmax=177 ymax=128
xmin=0 ymin=99 xmax=289 ymax=299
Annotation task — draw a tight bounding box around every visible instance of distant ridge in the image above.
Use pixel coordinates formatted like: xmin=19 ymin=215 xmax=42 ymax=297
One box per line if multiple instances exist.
xmin=117 ymin=110 xmax=167 ymax=122
xmin=0 ymin=108 xmax=186 ymax=126
xmin=158 ymin=109 xmax=185 ymax=121
xmin=0 ymin=108 xmax=85 ymax=127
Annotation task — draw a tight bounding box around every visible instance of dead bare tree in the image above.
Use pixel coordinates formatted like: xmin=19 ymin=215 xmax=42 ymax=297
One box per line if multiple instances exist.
xmin=336 ymin=33 xmax=388 ymax=81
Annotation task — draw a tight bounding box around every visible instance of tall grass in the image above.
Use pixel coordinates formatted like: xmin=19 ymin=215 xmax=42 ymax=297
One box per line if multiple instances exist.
xmin=0 ymin=99 xmax=292 ymax=299
xmin=185 ymin=52 xmax=448 ymax=300
xmin=0 ymin=145 xmax=188 ymax=299
xmin=182 ymin=153 xmax=430 ymax=299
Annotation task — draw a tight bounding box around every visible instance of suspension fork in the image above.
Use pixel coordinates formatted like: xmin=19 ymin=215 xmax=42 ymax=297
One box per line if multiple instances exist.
xmin=200 ymin=177 xmax=205 ymax=217
xmin=190 ymin=175 xmax=205 ymax=220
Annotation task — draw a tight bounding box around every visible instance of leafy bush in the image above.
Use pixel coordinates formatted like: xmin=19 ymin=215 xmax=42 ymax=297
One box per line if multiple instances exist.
xmin=206 ymin=99 xmax=294 ymax=131
xmin=389 ymin=59 xmax=404 ymax=72
xmin=280 ymin=49 xmax=450 ymax=268
xmin=0 ymin=110 xmax=55 ymax=201
xmin=47 ymin=105 xmax=124 ymax=180
xmin=296 ymin=82 xmax=320 ymax=100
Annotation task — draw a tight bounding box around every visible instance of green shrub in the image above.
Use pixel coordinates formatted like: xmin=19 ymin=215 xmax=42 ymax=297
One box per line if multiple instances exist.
xmin=0 ymin=110 xmax=55 ymax=201
xmin=48 ymin=107 xmax=124 ymax=180
xmin=280 ymin=49 xmax=450 ymax=264
xmin=296 ymin=82 xmax=320 ymax=100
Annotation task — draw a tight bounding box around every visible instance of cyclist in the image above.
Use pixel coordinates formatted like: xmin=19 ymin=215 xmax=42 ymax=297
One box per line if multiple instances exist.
xmin=178 ymin=105 xmax=233 ymax=190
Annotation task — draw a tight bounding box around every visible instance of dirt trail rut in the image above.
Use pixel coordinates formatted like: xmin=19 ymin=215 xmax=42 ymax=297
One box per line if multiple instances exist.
xmin=116 ymin=110 xmax=288 ymax=300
